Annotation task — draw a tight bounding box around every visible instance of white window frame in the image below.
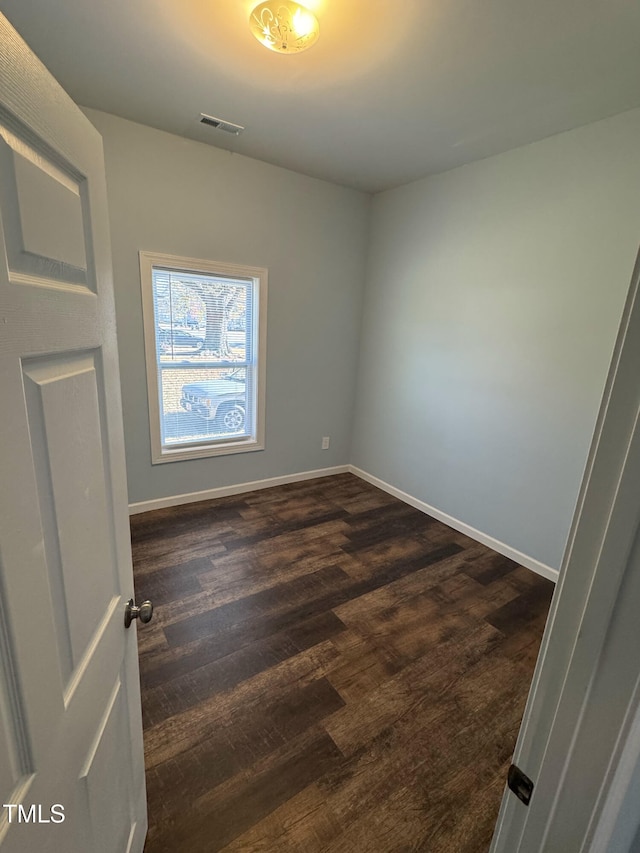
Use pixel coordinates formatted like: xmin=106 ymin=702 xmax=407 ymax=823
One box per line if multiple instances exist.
xmin=139 ymin=251 xmax=267 ymax=464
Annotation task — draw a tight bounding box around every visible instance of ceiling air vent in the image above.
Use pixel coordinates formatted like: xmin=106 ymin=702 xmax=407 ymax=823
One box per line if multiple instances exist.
xmin=199 ymin=113 xmax=245 ymax=135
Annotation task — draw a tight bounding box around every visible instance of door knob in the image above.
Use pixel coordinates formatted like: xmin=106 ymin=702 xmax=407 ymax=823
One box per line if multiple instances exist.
xmin=124 ymin=598 xmax=154 ymax=629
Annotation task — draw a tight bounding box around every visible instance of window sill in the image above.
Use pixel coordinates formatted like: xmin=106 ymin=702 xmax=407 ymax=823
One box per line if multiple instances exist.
xmin=151 ymin=436 xmax=265 ymax=464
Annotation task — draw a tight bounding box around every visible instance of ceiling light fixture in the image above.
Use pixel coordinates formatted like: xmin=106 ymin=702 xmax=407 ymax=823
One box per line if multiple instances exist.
xmin=249 ymin=2 xmax=320 ymax=54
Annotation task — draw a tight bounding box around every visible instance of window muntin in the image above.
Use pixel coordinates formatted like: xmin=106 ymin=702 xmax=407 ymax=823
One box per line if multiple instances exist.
xmin=140 ymin=253 xmax=267 ymax=463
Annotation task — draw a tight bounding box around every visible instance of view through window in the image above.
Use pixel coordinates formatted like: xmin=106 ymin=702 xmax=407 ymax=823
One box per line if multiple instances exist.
xmin=140 ymin=253 xmax=266 ymax=462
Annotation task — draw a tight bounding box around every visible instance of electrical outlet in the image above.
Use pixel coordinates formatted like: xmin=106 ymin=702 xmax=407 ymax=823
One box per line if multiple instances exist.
xmin=321 ymin=436 xmax=330 ymax=450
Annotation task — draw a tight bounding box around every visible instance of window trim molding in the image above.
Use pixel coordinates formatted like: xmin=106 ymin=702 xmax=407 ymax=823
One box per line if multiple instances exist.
xmin=139 ymin=250 xmax=268 ymax=464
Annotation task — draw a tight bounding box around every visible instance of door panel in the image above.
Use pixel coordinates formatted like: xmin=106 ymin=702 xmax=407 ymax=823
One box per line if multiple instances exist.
xmin=0 ymin=572 xmax=33 ymax=813
xmin=0 ymin=126 xmax=89 ymax=286
xmin=0 ymin=14 xmax=146 ymax=853
xmin=80 ymin=678 xmax=134 ymax=853
xmin=23 ymin=353 xmax=118 ymax=680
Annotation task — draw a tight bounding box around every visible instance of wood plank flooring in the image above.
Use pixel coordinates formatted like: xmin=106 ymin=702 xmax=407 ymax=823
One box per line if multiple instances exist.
xmin=131 ymin=473 xmax=554 ymax=853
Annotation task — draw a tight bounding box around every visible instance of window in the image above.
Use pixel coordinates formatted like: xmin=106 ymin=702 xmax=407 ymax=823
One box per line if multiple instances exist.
xmin=139 ymin=252 xmax=267 ymax=463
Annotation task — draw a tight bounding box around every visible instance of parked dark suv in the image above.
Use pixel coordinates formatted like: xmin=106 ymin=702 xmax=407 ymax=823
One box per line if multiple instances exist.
xmin=180 ymin=372 xmax=246 ymax=431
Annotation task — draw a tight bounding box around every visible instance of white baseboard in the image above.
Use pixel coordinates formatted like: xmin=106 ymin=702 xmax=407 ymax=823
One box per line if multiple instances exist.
xmin=348 ymin=465 xmax=559 ymax=584
xmin=128 ymin=465 xmax=350 ymax=515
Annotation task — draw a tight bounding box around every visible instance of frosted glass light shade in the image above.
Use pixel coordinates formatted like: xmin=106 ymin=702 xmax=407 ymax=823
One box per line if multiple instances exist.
xmin=249 ymin=2 xmax=320 ymax=54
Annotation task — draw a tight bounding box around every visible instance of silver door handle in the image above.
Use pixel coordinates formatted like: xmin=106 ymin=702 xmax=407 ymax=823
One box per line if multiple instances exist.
xmin=124 ymin=598 xmax=154 ymax=629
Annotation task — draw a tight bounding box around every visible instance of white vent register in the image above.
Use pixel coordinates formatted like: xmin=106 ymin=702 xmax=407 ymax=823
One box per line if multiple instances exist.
xmin=199 ymin=113 xmax=245 ymax=135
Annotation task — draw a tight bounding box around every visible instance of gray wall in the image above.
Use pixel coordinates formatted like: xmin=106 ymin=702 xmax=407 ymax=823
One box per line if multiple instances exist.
xmin=88 ymin=106 xmax=640 ymax=570
xmin=351 ymin=108 xmax=640 ymax=570
xmin=84 ymin=109 xmax=370 ymax=505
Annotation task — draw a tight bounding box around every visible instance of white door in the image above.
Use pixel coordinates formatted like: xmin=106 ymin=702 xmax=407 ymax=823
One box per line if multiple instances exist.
xmin=490 ymin=246 xmax=640 ymax=851
xmin=0 ymin=15 xmax=147 ymax=853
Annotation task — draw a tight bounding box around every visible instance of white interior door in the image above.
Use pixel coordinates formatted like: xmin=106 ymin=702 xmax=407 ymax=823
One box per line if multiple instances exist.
xmin=0 ymin=15 xmax=147 ymax=853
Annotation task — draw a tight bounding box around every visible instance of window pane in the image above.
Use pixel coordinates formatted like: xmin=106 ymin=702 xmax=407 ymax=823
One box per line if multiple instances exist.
xmin=152 ymin=269 xmax=248 ymax=364
xmin=151 ymin=267 xmax=254 ymax=449
xmin=142 ymin=252 xmax=265 ymax=462
xmin=160 ymin=367 xmax=248 ymax=446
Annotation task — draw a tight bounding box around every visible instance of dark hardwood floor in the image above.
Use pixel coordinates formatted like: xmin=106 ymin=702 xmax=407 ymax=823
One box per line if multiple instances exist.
xmin=131 ymin=473 xmax=554 ymax=853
